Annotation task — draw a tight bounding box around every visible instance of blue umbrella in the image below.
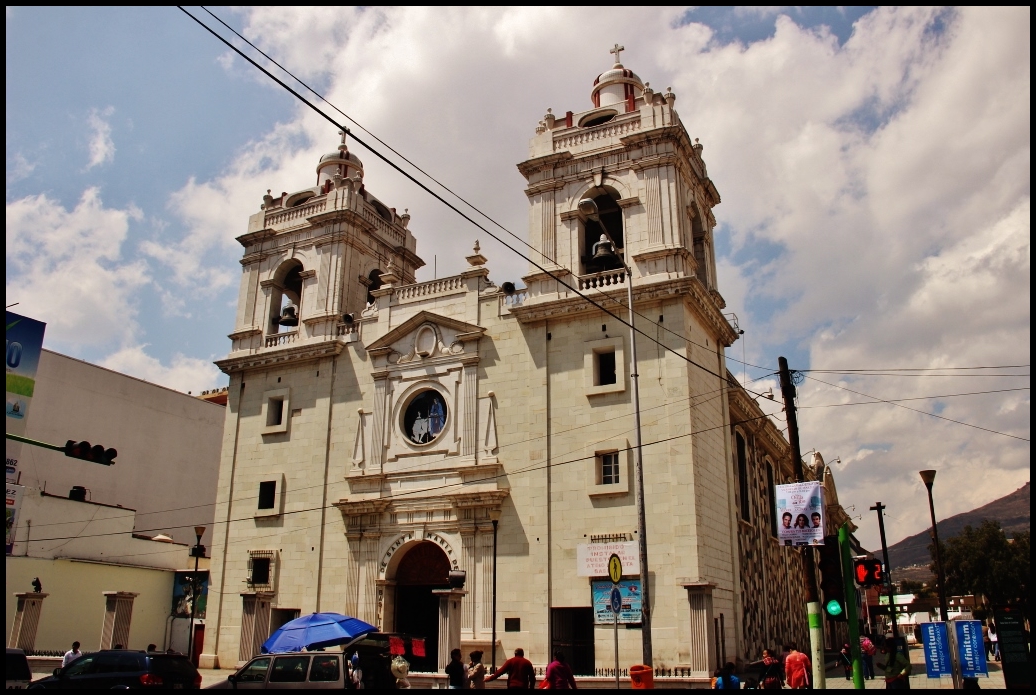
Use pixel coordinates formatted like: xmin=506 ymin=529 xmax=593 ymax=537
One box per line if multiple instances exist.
xmin=261 ymin=613 xmax=377 ymax=654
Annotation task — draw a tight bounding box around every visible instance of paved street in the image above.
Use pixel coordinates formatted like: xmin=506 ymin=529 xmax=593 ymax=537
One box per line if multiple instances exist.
xmin=820 ymin=645 xmax=1006 ymax=690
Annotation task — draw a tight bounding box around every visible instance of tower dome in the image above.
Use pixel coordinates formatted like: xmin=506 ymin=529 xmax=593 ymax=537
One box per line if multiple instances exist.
xmin=590 ymin=43 xmax=644 ymax=109
xmin=317 ymin=131 xmax=364 ymax=187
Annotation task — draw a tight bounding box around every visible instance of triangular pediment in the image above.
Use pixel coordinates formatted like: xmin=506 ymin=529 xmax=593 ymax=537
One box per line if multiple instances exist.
xmin=366 ymin=310 xmax=485 ymax=355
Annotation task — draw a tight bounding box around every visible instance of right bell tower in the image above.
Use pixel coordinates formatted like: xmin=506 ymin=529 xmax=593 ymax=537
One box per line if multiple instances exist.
xmin=517 ymin=45 xmax=724 ymax=307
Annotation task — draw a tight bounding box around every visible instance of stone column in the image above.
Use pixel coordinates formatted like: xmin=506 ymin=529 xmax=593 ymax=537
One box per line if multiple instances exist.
xmin=477 ymin=525 xmax=495 ymax=636
xmin=8 ymin=592 xmax=48 ymax=652
xmin=358 ymin=535 xmax=382 ymax=626
xmin=460 ymin=529 xmax=476 ymax=637
xmin=684 ymin=584 xmax=716 ymax=677
xmin=433 ymin=589 xmax=467 ymax=671
xmin=100 ymin=592 xmax=139 ymax=650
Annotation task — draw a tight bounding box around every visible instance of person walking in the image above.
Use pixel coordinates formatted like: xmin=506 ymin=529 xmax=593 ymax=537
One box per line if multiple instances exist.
xmin=879 ymin=642 xmax=911 ymax=690
xmin=989 ymin=621 xmax=1000 ymax=661
xmin=840 ymin=643 xmax=853 ymax=680
xmin=860 ymin=635 xmax=877 ymax=680
xmin=753 ymin=649 xmax=783 ymax=689
xmin=545 ymin=650 xmax=577 ymax=690
xmin=485 ymin=648 xmax=536 ymax=689
xmin=62 ymin=641 xmax=83 ymax=667
xmin=982 ymin=621 xmax=992 ymax=659
xmin=467 ymin=650 xmax=487 ymax=689
xmin=445 ymin=648 xmax=468 ymax=689
xmin=783 ymin=644 xmax=811 ymax=689
xmin=713 ymin=662 xmax=741 ymax=689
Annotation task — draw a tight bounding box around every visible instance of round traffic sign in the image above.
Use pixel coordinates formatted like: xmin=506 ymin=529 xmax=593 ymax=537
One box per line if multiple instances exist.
xmin=608 ymin=554 xmax=622 ymax=584
xmin=610 ymin=587 xmax=622 ymax=613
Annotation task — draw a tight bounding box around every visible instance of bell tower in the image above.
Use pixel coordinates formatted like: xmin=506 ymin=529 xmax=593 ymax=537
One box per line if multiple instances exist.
xmin=517 ymin=48 xmax=723 ymax=305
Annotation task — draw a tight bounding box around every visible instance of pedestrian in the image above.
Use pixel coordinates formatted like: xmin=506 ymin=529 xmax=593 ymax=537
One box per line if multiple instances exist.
xmin=783 ymin=644 xmax=811 ymax=689
xmin=350 ymin=652 xmax=364 ymax=689
xmin=989 ymin=621 xmax=1000 ymax=661
xmin=981 ymin=620 xmax=992 ymax=659
xmin=840 ymin=643 xmax=853 ymax=680
xmin=485 ymin=648 xmax=536 ymax=689
xmin=713 ymin=661 xmax=741 ymax=689
xmin=445 ymin=648 xmax=467 ymax=689
xmin=146 ymin=644 xmax=157 ymax=653
xmin=545 ymin=650 xmax=577 ymax=689
xmin=860 ymin=635 xmax=877 ymax=680
xmin=468 ymin=650 xmax=487 ymax=689
xmin=755 ymin=648 xmax=783 ymax=689
xmin=878 ymin=642 xmax=911 ymax=689
xmin=62 ymin=641 xmax=83 ymax=667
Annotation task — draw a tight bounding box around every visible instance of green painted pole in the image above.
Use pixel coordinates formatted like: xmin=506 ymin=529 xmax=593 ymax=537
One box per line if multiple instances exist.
xmin=839 ymin=522 xmax=865 ymax=689
xmin=5 ymin=432 xmax=66 ymax=452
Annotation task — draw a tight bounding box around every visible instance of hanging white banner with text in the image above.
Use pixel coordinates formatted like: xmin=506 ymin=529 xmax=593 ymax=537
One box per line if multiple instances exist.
xmin=774 ymin=481 xmax=825 ymax=546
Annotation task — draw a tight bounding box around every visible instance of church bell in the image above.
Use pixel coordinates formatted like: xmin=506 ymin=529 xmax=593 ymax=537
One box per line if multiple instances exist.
xmin=278 ymin=305 xmax=299 ymax=327
xmin=592 ymin=234 xmax=618 ymax=262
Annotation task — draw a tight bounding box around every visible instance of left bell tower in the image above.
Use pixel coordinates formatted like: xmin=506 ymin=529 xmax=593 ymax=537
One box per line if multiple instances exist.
xmin=224 ymin=133 xmax=425 ymax=356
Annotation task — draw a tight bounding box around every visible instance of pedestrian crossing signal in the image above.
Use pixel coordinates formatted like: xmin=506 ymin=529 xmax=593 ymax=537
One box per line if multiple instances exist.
xmin=852 ymin=557 xmax=884 ymax=587
xmin=63 ymin=440 xmax=117 ymax=466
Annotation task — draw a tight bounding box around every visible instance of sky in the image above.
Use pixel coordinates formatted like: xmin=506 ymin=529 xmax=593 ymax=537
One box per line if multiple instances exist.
xmin=6 ymin=7 xmax=1029 ymax=550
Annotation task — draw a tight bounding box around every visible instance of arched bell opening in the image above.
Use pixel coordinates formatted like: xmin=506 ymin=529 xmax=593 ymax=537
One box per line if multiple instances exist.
xmin=580 ymin=188 xmax=624 ymax=275
xmin=269 ymin=259 xmax=304 ymax=334
xmin=365 ymin=269 xmax=383 ymax=306
xmin=386 ymin=540 xmax=451 ymax=673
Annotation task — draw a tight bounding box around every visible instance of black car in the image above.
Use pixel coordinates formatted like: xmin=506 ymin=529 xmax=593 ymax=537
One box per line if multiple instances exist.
xmin=30 ymin=650 xmax=201 ymax=689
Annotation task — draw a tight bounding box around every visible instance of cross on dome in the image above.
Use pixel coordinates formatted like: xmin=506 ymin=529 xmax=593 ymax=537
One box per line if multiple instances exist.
xmin=609 ymin=43 xmax=625 ymax=66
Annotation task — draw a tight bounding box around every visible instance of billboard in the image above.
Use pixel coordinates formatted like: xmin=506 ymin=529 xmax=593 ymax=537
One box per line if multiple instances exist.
xmin=774 ymin=481 xmax=825 ymax=546
xmin=591 ymin=579 xmax=642 ymax=624
xmin=577 ymin=541 xmax=640 ymax=577
xmin=920 ymin=622 xmax=952 ymax=678
xmin=172 ymin=570 xmax=210 ymax=619
xmin=954 ymin=620 xmax=988 ymax=679
xmin=6 ymin=311 xmax=47 ymax=485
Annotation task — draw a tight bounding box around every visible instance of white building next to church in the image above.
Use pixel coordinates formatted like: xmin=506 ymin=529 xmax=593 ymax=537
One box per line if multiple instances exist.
xmin=202 ymin=51 xmax=852 ymax=676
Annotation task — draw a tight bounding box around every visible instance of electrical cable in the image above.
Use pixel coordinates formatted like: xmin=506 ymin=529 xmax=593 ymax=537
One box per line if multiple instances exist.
xmin=797 ymin=387 xmax=1029 ymax=408
xmin=801 ymin=365 xmax=1028 ymax=372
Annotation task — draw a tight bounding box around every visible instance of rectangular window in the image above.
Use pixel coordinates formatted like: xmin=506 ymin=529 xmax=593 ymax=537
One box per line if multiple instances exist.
xmin=596 ymin=350 xmax=616 ymax=386
xmin=599 ymin=452 xmax=620 ymax=485
xmin=736 ymin=432 xmax=750 ymax=522
xmin=258 ymin=481 xmax=277 ymax=510
xmin=267 ymin=397 xmax=284 ymax=427
xmin=766 ymin=462 xmax=778 ymax=538
xmin=250 ymin=557 xmax=271 ymax=585
xmin=504 ymin=618 xmax=521 ymax=632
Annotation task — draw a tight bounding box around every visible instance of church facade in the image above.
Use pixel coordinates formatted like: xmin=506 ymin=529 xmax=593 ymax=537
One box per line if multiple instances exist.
xmin=201 ymin=52 xmax=845 ymax=675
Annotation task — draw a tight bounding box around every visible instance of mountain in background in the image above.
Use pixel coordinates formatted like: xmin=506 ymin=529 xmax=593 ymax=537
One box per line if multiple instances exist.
xmin=885 ymin=482 xmax=1030 ymax=573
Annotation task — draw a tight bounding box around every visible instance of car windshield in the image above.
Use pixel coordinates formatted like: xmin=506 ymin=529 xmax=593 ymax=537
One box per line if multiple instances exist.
xmin=237 ymin=657 xmax=271 ymax=683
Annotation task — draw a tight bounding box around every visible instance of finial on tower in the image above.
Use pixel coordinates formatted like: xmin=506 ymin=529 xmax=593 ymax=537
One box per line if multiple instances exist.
xmin=338 ymin=129 xmax=348 ymax=151
xmin=609 ymin=43 xmax=625 ymax=66
xmin=466 ymin=239 xmax=487 ymax=267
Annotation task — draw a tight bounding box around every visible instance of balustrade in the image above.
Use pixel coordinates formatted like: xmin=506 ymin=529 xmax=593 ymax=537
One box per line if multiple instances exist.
xmin=577 ymin=269 xmax=627 ymax=290
xmin=264 ymin=331 xmax=298 ymax=348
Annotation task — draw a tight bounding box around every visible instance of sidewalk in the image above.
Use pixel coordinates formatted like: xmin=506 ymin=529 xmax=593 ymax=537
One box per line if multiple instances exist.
xmin=820 ymin=645 xmax=1005 ymax=690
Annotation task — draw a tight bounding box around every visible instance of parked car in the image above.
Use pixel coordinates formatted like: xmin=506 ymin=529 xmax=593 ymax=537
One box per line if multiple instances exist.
xmin=206 ymin=633 xmax=425 ymax=690
xmin=6 ymin=648 xmax=33 ymax=689
xmin=29 ymin=650 xmax=201 ymax=689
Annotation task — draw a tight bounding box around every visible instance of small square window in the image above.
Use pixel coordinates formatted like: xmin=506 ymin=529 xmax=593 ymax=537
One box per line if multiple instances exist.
xmin=504 ymin=618 xmax=521 ymax=632
xmin=250 ymin=557 xmax=271 ymax=585
xmin=262 ymin=388 xmax=291 ymax=435
xmin=584 ymin=337 xmax=625 ymax=396
xmin=597 ymin=351 xmax=616 ymax=386
xmin=599 ymin=452 xmax=620 ymax=485
xmin=267 ymin=398 xmax=284 ymax=427
xmin=258 ymin=481 xmax=277 ymax=510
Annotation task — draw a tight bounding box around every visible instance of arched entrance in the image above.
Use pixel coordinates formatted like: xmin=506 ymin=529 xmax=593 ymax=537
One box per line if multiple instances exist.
xmin=393 ymin=541 xmax=451 ymax=672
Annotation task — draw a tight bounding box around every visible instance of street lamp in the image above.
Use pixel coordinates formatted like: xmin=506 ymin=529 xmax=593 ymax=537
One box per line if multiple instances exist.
xmin=188 ymin=525 xmax=206 ymax=664
xmin=489 ymin=508 xmax=502 ymax=672
xmin=578 ymin=198 xmax=653 ymax=666
xmin=920 ymin=470 xmax=960 ymax=688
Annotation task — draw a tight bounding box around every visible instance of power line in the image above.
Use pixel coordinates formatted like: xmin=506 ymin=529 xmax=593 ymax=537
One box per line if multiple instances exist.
xmin=801 ymin=365 xmax=1028 ymax=372
xmin=177 ymin=6 xmax=767 ymax=396
xmin=797 ymin=387 xmax=1030 ymax=409
xmin=801 ymin=372 xmax=1029 ymax=378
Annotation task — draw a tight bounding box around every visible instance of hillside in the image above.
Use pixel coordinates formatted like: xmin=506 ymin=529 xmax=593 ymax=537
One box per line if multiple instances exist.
xmin=885 ymin=482 xmax=1030 ymax=571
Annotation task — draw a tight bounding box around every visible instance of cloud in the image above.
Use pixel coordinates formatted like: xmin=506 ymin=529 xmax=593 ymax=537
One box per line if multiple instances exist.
xmin=99 ymin=345 xmax=223 ymax=393
xmin=85 ymin=106 xmax=116 ymax=169
xmin=6 ymin=152 xmax=36 ymax=185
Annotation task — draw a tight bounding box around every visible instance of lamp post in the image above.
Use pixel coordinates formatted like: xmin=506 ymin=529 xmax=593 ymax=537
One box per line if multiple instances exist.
xmin=188 ymin=525 xmax=206 ymax=665
xmin=489 ymin=508 xmax=502 ymax=672
xmin=920 ymin=470 xmax=960 ymax=689
xmin=578 ymin=198 xmax=652 ymax=665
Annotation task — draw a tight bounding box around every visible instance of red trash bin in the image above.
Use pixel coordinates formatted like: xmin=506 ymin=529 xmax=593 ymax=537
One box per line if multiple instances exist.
xmin=630 ymin=664 xmax=654 ymax=689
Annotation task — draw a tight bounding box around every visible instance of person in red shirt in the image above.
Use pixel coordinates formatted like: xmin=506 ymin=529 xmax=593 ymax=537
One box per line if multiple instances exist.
xmin=486 ymin=648 xmax=537 ymax=689
xmin=783 ymin=644 xmax=812 ymax=689
xmin=544 ymin=650 xmax=577 ymax=689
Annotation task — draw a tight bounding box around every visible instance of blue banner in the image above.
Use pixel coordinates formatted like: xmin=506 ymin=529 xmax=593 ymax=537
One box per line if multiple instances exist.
xmin=591 ymin=579 xmax=642 ymax=624
xmin=955 ymin=620 xmax=988 ymax=679
xmin=6 ymin=312 xmax=47 ymax=488
xmin=920 ymin=622 xmax=952 ymax=678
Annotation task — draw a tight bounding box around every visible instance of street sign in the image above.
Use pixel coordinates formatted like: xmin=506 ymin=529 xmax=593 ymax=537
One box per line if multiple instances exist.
xmin=852 ymin=557 xmax=884 ymax=586
xmin=920 ymin=623 xmax=952 ymax=678
xmin=608 ymin=554 xmax=622 ymax=584
xmin=954 ymin=620 xmax=988 ymax=679
xmin=610 ymin=587 xmax=622 ymax=613
xmin=993 ymin=606 xmax=1031 ymax=688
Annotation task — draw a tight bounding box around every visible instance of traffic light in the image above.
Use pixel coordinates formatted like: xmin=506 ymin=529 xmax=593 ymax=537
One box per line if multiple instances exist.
xmin=818 ymin=535 xmax=847 ymax=621
xmin=853 ymin=557 xmax=884 ymax=587
xmin=63 ymin=440 xmax=117 ymax=466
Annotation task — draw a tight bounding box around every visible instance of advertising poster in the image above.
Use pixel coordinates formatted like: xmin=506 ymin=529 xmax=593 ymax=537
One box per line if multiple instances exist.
xmin=591 ymin=579 xmax=641 ymax=624
xmin=993 ymin=606 xmax=1031 ymax=688
xmin=6 ymin=311 xmax=47 ymax=485
xmin=774 ymin=481 xmax=825 ymax=546
xmin=920 ymin=622 xmax=952 ymax=678
xmin=954 ymin=620 xmax=988 ymax=679
xmin=171 ymin=570 xmax=210 ymax=619
xmin=6 ymin=483 xmax=24 ymax=555
xmin=576 ymin=541 xmax=640 ymax=577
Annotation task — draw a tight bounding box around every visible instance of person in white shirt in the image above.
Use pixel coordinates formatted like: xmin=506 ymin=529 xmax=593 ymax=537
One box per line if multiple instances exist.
xmin=62 ymin=641 xmax=82 ymax=667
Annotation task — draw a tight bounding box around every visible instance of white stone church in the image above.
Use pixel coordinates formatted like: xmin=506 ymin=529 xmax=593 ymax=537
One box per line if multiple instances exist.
xmin=202 ymin=50 xmax=851 ymax=676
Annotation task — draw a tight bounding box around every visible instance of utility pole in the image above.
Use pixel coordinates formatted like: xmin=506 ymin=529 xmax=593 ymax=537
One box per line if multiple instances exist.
xmin=838 ymin=522 xmax=865 ymax=689
xmin=777 ymin=356 xmax=825 ymax=689
xmin=870 ymin=503 xmax=899 ymax=642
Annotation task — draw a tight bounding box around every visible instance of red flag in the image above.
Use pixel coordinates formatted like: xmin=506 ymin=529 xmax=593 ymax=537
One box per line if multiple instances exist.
xmin=389 ymin=636 xmax=405 ymax=655
xmin=411 ymin=638 xmax=426 ymax=657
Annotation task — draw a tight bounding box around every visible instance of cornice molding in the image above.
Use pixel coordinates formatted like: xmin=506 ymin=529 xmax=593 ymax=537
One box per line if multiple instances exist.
xmin=215 ymin=340 xmax=345 ymax=374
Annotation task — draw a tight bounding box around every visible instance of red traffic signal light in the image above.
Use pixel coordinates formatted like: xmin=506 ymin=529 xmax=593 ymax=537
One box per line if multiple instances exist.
xmin=63 ymin=440 xmax=117 ymax=466
xmin=853 ymin=557 xmax=884 ymax=586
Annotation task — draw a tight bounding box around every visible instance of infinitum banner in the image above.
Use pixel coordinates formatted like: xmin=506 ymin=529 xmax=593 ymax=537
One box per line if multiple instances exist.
xmin=774 ymin=481 xmax=825 ymax=546
xmin=6 ymin=311 xmax=47 ymax=485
